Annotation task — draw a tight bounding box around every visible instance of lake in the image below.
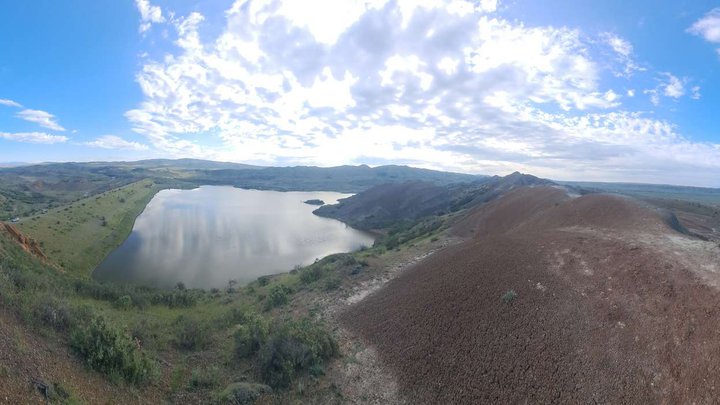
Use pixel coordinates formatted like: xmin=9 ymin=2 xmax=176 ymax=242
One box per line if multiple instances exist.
xmin=92 ymin=186 xmax=375 ymax=289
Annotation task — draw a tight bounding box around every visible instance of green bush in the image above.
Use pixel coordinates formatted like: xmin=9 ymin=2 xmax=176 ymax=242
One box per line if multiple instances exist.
xmin=34 ymin=296 xmax=71 ymax=331
xmin=323 ymin=277 xmax=341 ymax=291
xmin=384 ymin=235 xmax=400 ymax=250
xmin=234 ymin=312 xmax=268 ymax=359
xmin=73 ymin=280 xmax=197 ymax=309
xmin=264 ymin=285 xmax=291 ymax=310
xmin=174 ymin=315 xmax=209 ymax=351
xmin=299 ymin=266 xmax=323 ymax=284
xmin=188 ymin=366 xmax=220 ymax=390
xmin=70 ymin=315 xmax=157 ymax=385
xmin=115 ymin=295 xmax=132 ymax=310
xmin=257 ymin=276 xmax=270 ymax=286
xmin=217 ymin=382 xmax=272 ymax=405
xmin=258 ymin=318 xmax=338 ymax=389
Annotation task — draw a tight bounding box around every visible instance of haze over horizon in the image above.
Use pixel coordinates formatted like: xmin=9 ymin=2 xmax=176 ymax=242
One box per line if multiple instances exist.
xmin=2 ymin=0 xmax=720 ymax=186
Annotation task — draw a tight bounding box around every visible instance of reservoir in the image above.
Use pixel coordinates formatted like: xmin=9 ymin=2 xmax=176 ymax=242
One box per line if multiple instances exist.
xmin=92 ymin=186 xmax=374 ymax=289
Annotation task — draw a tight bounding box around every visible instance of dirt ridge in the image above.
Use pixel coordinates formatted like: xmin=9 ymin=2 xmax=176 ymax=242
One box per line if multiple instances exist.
xmin=342 ymin=186 xmax=720 ymax=403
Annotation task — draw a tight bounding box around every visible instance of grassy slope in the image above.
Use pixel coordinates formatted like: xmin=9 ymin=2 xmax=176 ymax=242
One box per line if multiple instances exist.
xmin=16 ymin=179 xmax=161 ymax=276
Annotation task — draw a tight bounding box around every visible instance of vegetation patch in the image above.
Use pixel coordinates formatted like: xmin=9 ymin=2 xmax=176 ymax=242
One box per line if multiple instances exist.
xmin=501 ymin=290 xmax=517 ymax=304
xmin=217 ymin=382 xmax=272 ymax=404
xmin=16 ymin=179 xmax=161 ymax=275
xmin=70 ymin=315 xmax=158 ymax=385
xmin=257 ymin=318 xmax=339 ymax=389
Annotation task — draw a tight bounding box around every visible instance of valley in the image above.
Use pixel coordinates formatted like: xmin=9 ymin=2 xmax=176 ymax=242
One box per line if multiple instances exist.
xmin=1 ymin=160 xmax=720 ymax=403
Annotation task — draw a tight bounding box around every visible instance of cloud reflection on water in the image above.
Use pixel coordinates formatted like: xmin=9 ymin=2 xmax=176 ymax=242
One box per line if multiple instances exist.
xmin=93 ymin=186 xmax=374 ymax=289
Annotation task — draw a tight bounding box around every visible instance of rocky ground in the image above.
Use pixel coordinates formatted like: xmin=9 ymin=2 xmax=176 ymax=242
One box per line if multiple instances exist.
xmin=339 ymin=186 xmax=720 ymax=403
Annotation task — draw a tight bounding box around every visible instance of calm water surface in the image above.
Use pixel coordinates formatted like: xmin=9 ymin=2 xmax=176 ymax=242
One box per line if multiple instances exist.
xmin=93 ymin=186 xmax=374 ymax=289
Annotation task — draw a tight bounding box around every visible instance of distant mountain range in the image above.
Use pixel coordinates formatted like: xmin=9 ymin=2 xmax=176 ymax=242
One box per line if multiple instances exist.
xmin=0 ymin=162 xmax=30 ymax=168
xmin=0 ymin=159 xmax=482 ymax=219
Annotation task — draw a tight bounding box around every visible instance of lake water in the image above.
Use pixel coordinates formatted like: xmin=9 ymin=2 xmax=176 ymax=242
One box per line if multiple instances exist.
xmin=92 ymin=186 xmax=375 ymax=289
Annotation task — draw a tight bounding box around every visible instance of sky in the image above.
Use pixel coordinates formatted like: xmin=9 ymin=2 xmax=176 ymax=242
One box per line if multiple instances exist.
xmin=1 ymin=1 xmax=720 ymax=186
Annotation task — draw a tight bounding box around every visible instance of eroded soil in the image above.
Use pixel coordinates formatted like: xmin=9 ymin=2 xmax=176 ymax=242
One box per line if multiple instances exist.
xmin=341 ymin=187 xmax=720 ymax=403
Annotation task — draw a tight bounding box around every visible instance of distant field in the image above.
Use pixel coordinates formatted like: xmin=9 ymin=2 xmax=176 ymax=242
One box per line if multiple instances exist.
xmin=16 ymin=179 xmax=161 ymax=276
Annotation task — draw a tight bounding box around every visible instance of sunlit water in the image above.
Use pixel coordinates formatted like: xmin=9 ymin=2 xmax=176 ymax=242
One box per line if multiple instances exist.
xmin=92 ymin=186 xmax=374 ymax=289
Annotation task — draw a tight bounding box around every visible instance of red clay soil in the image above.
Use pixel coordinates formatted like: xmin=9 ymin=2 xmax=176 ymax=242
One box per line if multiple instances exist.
xmin=2 ymin=223 xmax=49 ymax=262
xmin=341 ymin=186 xmax=720 ymax=403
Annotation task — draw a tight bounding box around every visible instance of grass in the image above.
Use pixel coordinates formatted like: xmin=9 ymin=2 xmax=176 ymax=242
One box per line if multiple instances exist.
xmin=16 ymin=179 xmax=161 ymax=276
xmin=501 ymin=290 xmax=517 ymax=304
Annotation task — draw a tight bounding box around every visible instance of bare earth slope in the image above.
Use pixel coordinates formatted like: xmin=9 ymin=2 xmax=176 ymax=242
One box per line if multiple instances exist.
xmin=341 ymin=186 xmax=720 ymax=403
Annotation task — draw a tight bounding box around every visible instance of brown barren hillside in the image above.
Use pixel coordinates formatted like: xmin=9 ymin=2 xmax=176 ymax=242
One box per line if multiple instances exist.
xmin=341 ymin=186 xmax=720 ymax=403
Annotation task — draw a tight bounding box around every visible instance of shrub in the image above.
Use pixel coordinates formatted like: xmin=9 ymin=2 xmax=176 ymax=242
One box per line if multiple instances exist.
xmin=299 ymin=266 xmax=323 ymax=284
xmin=217 ymin=382 xmax=272 ymax=405
xmin=264 ymin=285 xmax=291 ymax=310
xmin=323 ymin=277 xmax=341 ymax=291
xmin=234 ymin=312 xmax=268 ymax=358
xmin=188 ymin=366 xmax=220 ymax=390
xmin=501 ymin=290 xmax=517 ymax=304
xmin=174 ymin=315 xmax=209 ymax=351
xmin=34 ymin=297 xmax=71 ymax=331
xmin=385 ymin=235 xmax=400 ymax=250
xmin=115 ymin=295 xmax=133 ymax=310
xmin=70 ymin=315 xmax=156 ymax=385
xmin=258 ymin=318 xmax=338 ymax=389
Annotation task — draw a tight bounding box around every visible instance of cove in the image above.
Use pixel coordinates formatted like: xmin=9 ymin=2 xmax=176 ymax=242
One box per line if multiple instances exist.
xmin=92 ymin=186 xmax=375 ymax=289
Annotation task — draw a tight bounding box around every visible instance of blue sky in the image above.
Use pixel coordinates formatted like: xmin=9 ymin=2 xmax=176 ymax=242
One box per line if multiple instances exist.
xmin=1 ymin=0 xmax=720 ymax=186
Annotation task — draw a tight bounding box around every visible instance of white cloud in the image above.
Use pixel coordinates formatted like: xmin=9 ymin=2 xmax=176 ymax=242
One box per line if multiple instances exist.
xmin=688 ymin=8 xmax=720 ymax=43
xmin=643 ymin=73 xmax=697 ymax=105
xmin=123 ymin=0 xmax=720 ymax=186
xmin=600 ymin=32 xmax=642 ymax=77
xmin=0 ymin=98 xmax=22 ymax=108
xmin=691 ymin=86 xmax=701 ymax=100
xmin=16 ymin=109 xmax=65 ymax=131
xmin=135 ymin=0 xmax=165 ymax=34
xmin=84 ymin=135 xmax=149 ymax=151
xmin=662 ymin=73 xmax=684 ymax=98
xmin=688 ymin=8 xmax=720 ymax=57
xmin=0 ymin=132 xmax=68 ymax=144
xmin=602 ymin=32 xmax=632 ymax=57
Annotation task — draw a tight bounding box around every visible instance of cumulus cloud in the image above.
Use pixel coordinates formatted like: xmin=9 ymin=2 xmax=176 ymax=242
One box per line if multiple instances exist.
xmin=135 ymin=0 xmax=165 ymax=34
xmin=0 ymin=98 xmax=22 ymax=108
xmin=15 ymin=109 xmax=65 ymax=131
xmin=0 ymin=131 xmax=68 ymax=144
xmin=124 ymin=0 xmax=720 ymax=186
xmin=84 ymin=135 xmax=149 ymax=151
xmin=688 ymin=9 xmax=720 ymax=42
